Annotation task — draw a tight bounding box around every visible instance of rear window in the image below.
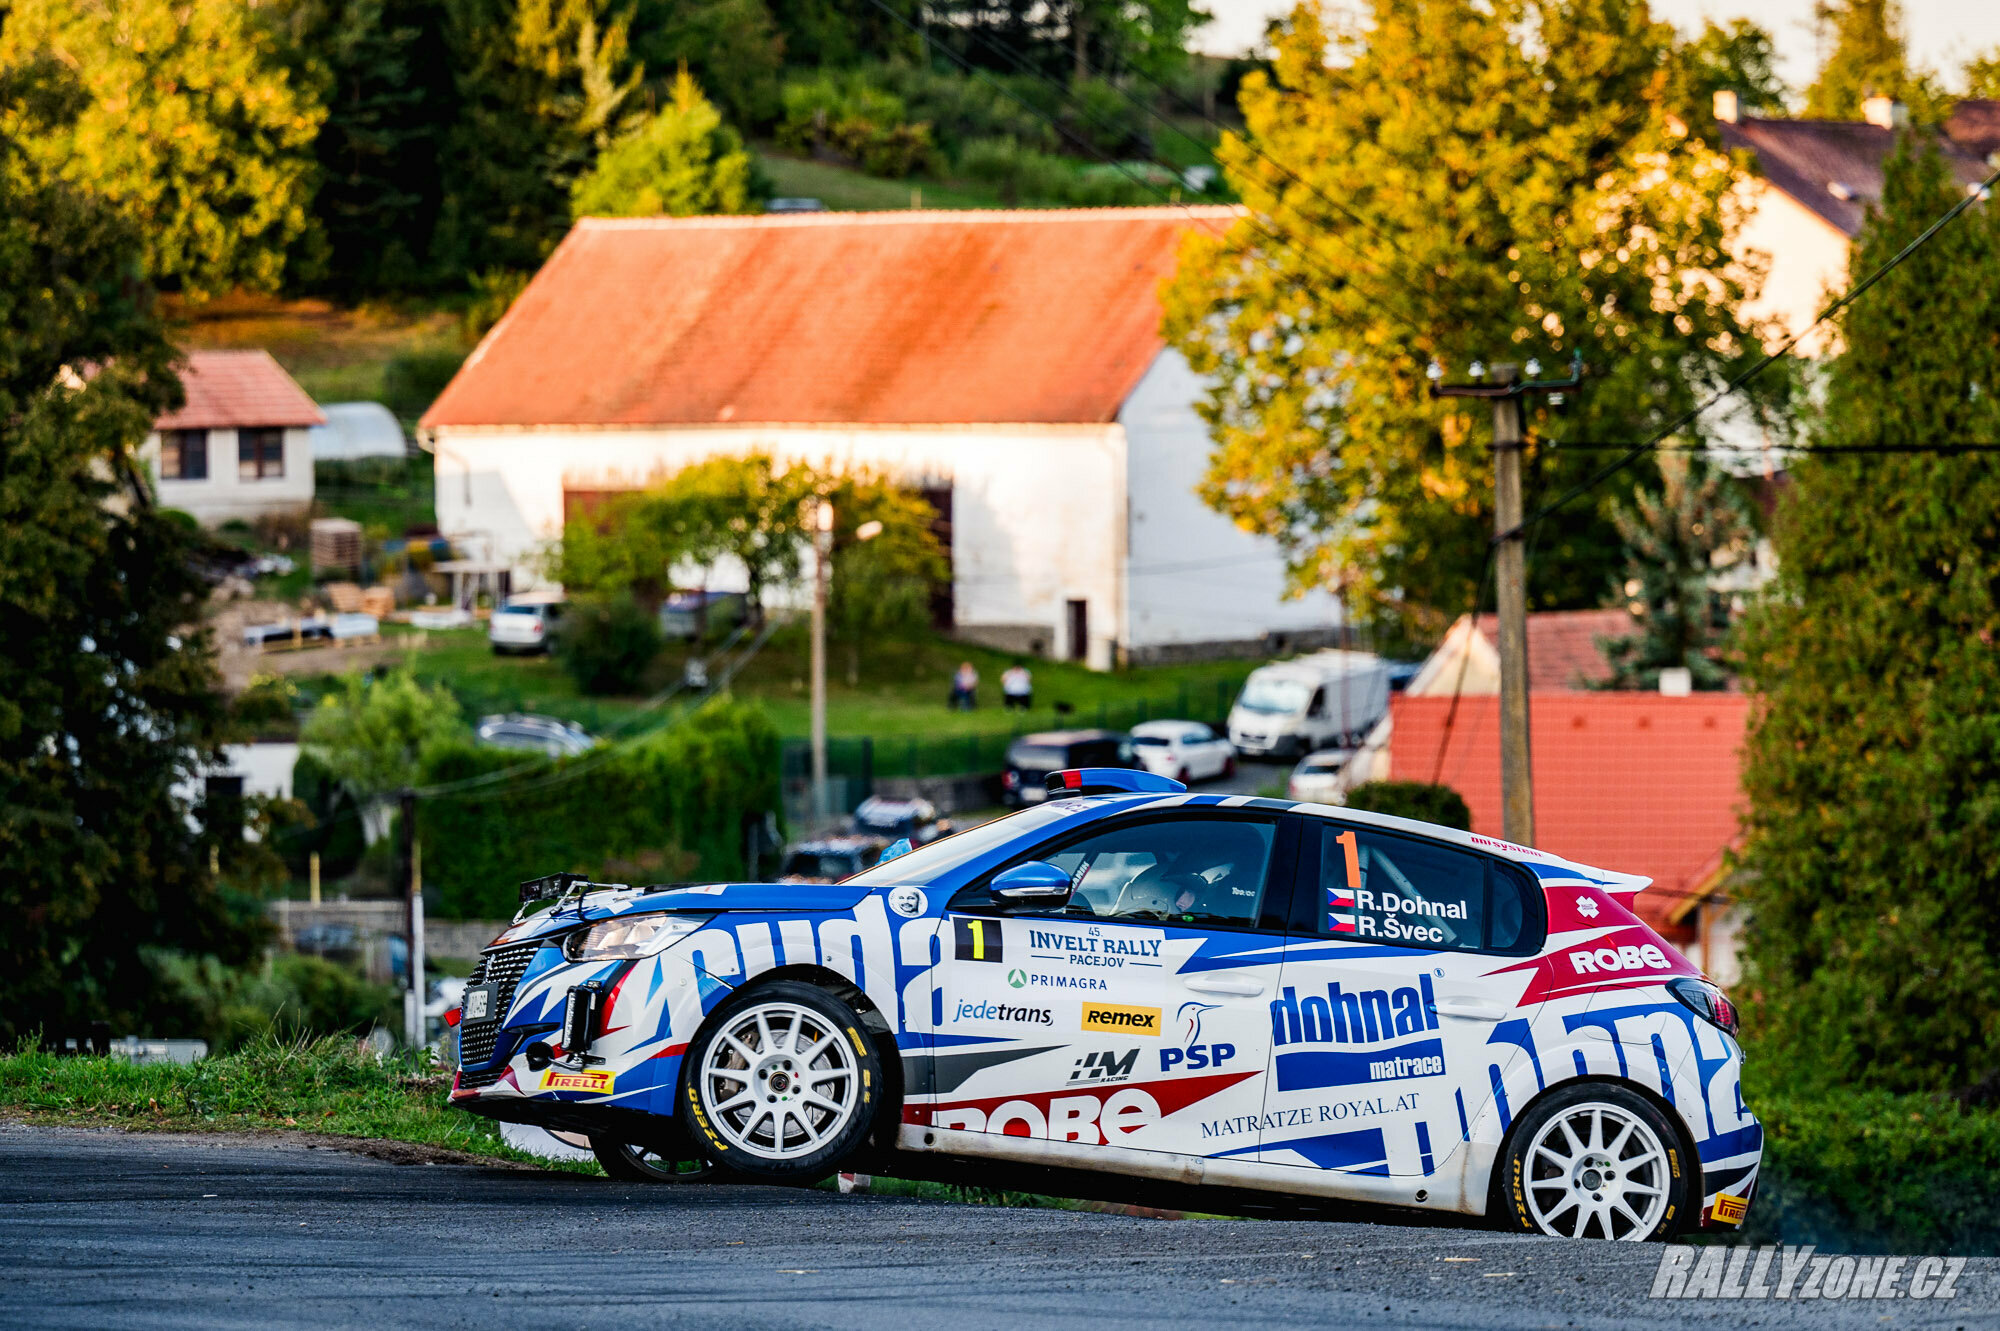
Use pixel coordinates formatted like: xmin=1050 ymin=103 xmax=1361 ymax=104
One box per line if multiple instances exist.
xmin=495 ymin=605 xmax=538 ymax=617
xmin=1131 ymin=735 xmax=1169 ymax=747
xmin=1298 ymin=756 xmax=1342 ymax=774
xmin=1315 ymin=823 xmax=1541 ymax=954
xmin=1008 ymin=745 xmax=1064 ymax=769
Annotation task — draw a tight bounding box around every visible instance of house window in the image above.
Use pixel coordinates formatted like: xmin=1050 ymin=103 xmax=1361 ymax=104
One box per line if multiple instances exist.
xmin=238 ymin=428 xmax=285 ymax=479
xmin=160 ymin=429 xmax=208 ymax=480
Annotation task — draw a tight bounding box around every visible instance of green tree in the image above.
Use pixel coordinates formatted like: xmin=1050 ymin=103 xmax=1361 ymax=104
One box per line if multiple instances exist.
xmin=299 ymin=671 xmax=466 ymax=805
xmin=1964 ymin=49 xmax=2000 ymax=101
xmin=434 ymin=0 xmax=642 ymax=275
xmin=0 ymin=0 xmax=325 ymax=298
xmin=824 ymin=471 xmax=948 ymax=684
xmin=1163 ymin=0 xmax=1777 ymax=640
xmin=264 ymin=0 xmax=457 ymax=295
xmin=571 ymin=68 xmax=756 ymax=217
xmin=1802 ymin=0 xmax=1945 ymax=123
xmin=630 ymin=0 xmax=784 ymax=126
xmin=559 ymin=592 xmax=664 ymax=694
xmin=1734 ymin=142 xmax=2000 ymax=1095
xmin=0 ymin=59 xmax=258 ymax=1045
xmin=1597 ymin=452 xmax=1752 ymax=691
xmin=1680 ymin=18 xmax=1790 ymax=118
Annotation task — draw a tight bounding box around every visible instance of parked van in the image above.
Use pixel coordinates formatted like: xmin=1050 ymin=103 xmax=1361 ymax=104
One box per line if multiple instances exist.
xmin=1227 ymin=650 xmax=1391 ymax=760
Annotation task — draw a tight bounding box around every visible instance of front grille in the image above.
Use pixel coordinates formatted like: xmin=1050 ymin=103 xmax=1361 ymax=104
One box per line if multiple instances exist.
xmin=457 ymin=939 xmax=543 ymax=1084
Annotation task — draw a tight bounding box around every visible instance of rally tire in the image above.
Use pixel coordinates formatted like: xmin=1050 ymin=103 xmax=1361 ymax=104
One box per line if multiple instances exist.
xmin=678 ymin=980 xmax=882 ymax=1181
xmin=589 ymin=1136 xmax=731 ymax=1184
xmin=1496 ymin=1082 xmax=1692 ymax=1241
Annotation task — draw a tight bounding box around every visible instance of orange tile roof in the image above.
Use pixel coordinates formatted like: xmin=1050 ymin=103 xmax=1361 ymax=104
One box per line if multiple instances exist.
xmin=1473 ymin=608 xmax=1635 ymax=691
xmin=1389 ymin=693 xmax=1751 ymax=938
xmin=420 ymin=207 xmax=1240 ymax=430
xmin=156 ymin=350 xmax=325 ymax=430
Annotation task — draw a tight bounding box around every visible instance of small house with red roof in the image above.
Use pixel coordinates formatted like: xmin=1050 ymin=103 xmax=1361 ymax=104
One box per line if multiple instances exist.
xmin=144 ymin=349 xmax=324 ymax=524
xmin=418 ymin=207 xmax=1344 ymax=668
xmin=1340 ymin=608 xmax=1751 ymax=984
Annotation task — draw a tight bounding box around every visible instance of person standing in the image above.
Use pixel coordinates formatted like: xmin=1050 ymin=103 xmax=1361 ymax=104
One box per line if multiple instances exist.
xmin=949 ymin=660 xmax=979 ymax=711
xmin=1001 ymin=662 xmax=1032 ymax=711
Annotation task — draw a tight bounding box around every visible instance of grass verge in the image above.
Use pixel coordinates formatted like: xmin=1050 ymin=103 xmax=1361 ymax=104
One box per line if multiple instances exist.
xmin=0 ymin=1035 xmax=590 ymax=1172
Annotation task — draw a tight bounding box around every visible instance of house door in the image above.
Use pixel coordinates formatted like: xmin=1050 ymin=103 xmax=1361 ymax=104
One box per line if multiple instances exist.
xmin=1067 ymin=599 xmax=1089 ymax=662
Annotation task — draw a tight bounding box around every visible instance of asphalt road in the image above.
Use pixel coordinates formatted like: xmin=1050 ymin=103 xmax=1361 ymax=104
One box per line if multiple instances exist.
xmin=3 ymin=1125 xmax=1991 ymax=1331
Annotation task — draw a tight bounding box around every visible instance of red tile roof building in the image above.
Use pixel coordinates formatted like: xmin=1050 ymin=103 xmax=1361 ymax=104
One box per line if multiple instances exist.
xmin=423 ymin=208 xmax=1238 ymax=430
xmin=156 ymin=350 xmax=325 ymax=431
xmin=416 ymin=206 xmax=1346 ymax=666
xmin=1388 ymin=693 xmax=1751 ymax=941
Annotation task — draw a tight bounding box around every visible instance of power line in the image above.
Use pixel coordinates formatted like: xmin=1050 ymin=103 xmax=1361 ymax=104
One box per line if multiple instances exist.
xmin=1499 ymin=162 xmax=2000 ymax=545
xmin=1550 ymin=439 xmax=2000 ymax=455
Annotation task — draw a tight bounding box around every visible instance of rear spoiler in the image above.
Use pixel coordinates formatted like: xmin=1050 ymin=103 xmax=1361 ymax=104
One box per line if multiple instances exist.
xmin=1045 ymin=767 xmax=1187 ymax=798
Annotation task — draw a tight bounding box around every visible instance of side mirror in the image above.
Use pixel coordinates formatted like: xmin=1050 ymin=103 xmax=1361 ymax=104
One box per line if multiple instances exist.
xmin=990 ymin=860 xmax=1073 ymax=907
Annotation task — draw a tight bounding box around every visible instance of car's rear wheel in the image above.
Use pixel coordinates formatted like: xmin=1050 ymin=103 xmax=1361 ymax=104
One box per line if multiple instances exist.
xmin=679 ymin=981 xmax=881 ymax=1181
xmin=589 ymin=1136 xmax=729 ymax=1183
xmin=1497 ymin=1083 xmax=1691 ymax=1241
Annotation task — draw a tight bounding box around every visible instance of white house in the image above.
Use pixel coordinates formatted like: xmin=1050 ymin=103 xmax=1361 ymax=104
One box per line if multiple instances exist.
xmin=418 ymin=207 xmax=1343 ymax=667
xmin=1718 ymin=92 xmax=1993 ymax=359
xmin=143 ymin=350 xmax=324 ymax=524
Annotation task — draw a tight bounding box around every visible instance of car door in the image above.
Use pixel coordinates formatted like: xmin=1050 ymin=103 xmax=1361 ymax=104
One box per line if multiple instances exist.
xmin=925 ymin=810 xmax=1298 ymax=1159
xmin=1257 ymin=818 xmax=1545 ymax=1178
xmin=1188 ymin=724 xmax=1228 ymax=780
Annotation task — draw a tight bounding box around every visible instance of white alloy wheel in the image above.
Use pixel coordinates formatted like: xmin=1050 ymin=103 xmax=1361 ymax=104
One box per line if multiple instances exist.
xmin=1522 ymin=1102 xmax=1671 ymax=1240
xmin=698 ymin=1000 xmax=861 ymax=1161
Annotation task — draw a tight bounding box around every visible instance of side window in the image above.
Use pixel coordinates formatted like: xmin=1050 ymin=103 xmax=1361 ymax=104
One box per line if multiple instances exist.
xmin=1022 ymin=816 xmax=1279 ymax=928
xmin=1316 ymin=823 xmax=1541 ymax=954
xmin=1307 ymin=687 xmax=1327 ymax=718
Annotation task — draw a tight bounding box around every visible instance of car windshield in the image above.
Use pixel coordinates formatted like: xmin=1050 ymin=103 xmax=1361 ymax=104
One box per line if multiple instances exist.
xmin=782 ymin=852 xmax=861 ymax=880
xmin=495 ymin=605 xmax=537 ymax=617
xmin=1299 ymin=756 xmax=1342 ymax=773
xmin=847 ymin=804 xmax=1075 ymax=887
xmin=1239 ymin=675 xmax=1311 ymax=715
xmin=1008 ymin=745 xmax=1064 ymax=769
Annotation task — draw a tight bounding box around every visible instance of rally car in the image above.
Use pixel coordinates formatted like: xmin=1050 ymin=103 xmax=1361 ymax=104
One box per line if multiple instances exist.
xmin=448 ymin=769 xmax=1760 ymax=1240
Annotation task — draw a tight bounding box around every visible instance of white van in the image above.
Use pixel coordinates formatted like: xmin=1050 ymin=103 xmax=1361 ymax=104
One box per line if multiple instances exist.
xmin=1227 ymin=650 xmax=1391 ymax=760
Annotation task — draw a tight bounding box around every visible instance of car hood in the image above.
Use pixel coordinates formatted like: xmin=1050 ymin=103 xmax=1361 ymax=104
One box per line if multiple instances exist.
xmin=489 ymin=881 xmax=874 ymax=946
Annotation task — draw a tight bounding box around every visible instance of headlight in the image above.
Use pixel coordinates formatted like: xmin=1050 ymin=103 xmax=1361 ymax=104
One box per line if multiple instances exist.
xmin=565 ymin=913 xmax=708 ymax=962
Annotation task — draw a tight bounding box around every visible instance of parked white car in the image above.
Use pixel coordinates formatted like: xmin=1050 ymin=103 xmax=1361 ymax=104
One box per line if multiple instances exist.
xmin=489 ymin=593 xmax=565 ymax=655
xmin=1128 ymin=720 xmax=1236 ymax=783
xmin=1286 ymin=748 xmax=1350 ymax=804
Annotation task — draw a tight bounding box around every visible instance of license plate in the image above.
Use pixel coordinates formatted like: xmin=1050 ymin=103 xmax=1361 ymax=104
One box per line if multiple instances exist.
xmin=1021 ymin=786 xmax=1046 ymax=803
xmin=463 ymin=983 xmax=499 ymax=1023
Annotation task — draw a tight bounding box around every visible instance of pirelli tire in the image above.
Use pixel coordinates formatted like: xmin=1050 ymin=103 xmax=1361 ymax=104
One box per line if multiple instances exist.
xmin=1496 ymin=1081 xmax=1694 ymax=1241
xmin=589 ymin=1136 xmax=734 ymax=1184
xmin=678 ymin=980 xmax=883 ymax=1181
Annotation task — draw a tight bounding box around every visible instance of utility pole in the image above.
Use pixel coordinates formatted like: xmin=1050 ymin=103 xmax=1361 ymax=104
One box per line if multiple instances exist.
xmin=810 ymin=500 xmax=833 ymax=828
xmin=1489 ymin=366 xmax=1533 ymax=846
xmin=398 ymin=788 xmax=424 ymax=1049
xmin=1430 ymin=354 xmax=1585 ymax=847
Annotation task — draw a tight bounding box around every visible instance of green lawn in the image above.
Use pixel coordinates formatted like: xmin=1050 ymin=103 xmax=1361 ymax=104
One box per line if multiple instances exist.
xmin=379 ymin=622 xmax=1253 ymax=749
xmin=758 ymin=150 xmax=1011 ymax=211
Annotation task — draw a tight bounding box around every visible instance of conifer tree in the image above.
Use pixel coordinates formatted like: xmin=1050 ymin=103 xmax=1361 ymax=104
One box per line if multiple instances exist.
xmin=1735 ymin=142 xmax=2000 ymax=1094
xmin=1802 ymin=0 xmax=1945 ymax=123
xmin=570 ymin=68 xmax=756 ymax=218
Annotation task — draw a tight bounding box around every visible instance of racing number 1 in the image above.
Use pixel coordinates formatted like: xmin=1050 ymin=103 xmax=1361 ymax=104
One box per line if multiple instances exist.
xmin=1334 ymin=829 xmax=1361 ymax=890
xmin=953 ymin=917 xmax=1004 ymax=963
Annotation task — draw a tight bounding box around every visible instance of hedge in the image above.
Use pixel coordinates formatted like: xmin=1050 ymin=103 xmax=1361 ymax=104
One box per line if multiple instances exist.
xmin=412 ymin=699 xmax=783 ymax=919
xmin=1741 ymin=1084 xmax=2000 ymax=1254
xmin=1342 ymin=780 xmax=1472 ymax=831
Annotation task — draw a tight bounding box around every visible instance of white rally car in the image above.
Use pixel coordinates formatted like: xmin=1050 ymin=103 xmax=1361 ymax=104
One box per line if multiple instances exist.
xmin=449 ymin=769 xmax=1760 ymax=1239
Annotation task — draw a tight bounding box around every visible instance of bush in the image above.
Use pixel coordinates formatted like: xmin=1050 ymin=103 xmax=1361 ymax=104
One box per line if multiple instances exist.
xmin=1342 ymin=781 xmax=1471 ymax=830
xmin=382 ymin=348 xmax=465 ymax=424
xmin=870 ymin=61 xmax=1056 ymax=155
xmin=558 ymin=593 xmax=663 ymax=695
xmin=1744 ymin=1083 xmax=2000 ymax=1254
xmin=414 ymin=699 xmax=784 ymax=918
xmin=955 ymin=137 xmax=1154 ymax=207
xmin=148 ymin=953 xmax=398 ymax=1052
xmin=778 ymin=72 xmax=934 ymax=178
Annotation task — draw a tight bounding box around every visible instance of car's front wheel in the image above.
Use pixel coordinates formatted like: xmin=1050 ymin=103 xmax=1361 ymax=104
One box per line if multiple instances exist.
xmin=1497 ymin=1083 xmax=1692 ymax=1240
xmin=590 ymin=1137 xmax=728 ymax=1183
xmin=680 ymin=981 xmax=881 ymax=1181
